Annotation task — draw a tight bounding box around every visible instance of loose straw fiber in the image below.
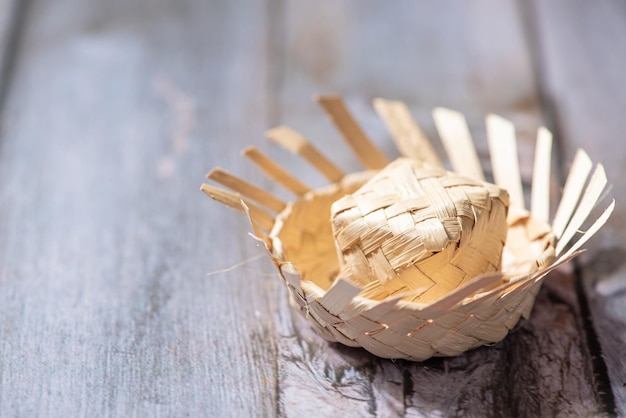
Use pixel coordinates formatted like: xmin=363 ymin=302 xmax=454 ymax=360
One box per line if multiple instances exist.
xmin=202 ymin=95 xmax=614 ymax=361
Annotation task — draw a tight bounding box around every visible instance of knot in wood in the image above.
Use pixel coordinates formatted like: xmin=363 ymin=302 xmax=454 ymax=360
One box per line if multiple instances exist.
xmin=331 ymin=158 xmax=509 ymax=302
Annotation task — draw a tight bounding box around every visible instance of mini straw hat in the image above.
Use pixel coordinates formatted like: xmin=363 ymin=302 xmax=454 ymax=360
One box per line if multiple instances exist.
xmin=202 ymin=96 xmax=613 ymax=361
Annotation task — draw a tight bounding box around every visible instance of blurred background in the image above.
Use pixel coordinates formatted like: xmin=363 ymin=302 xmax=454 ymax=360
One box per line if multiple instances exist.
xmin=0 ymin=0 xmax=624 ymax=416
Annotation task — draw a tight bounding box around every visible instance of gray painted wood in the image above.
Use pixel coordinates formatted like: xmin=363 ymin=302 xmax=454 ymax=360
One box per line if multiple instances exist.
xmin=0 ymin=0 xmax=280 ymax=416
xmin=530 ymin=0 xmax=626 ymax=414
xmin=0 ymin=0 xmax=619 ymax=416
xmin=0 ymin=0 xmax=23 ymax=102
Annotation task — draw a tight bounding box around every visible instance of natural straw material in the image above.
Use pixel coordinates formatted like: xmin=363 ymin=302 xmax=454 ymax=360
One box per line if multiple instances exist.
xmin=331 ymin=158 xmax=509 ymax=303
xmin=202 ymin=95 xmax=614 ymax=361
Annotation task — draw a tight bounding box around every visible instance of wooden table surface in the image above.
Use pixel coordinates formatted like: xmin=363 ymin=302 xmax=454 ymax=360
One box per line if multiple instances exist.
xmin=0 ymin=1 xmax=624 ymax=416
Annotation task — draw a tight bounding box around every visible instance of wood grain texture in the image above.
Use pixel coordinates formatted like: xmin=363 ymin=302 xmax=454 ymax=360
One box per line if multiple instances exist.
xmin=528 ymin=0 xmax=626 ymax=414
xmin=276 ymin=0 xmax=543 ymax=186
xmin=0 ymin=0 xmax=619 ymax=416
xmin=0 ymin=0 xmax=281 ymax=416
xmin=0 ymin=0 xmax=24 ymax=105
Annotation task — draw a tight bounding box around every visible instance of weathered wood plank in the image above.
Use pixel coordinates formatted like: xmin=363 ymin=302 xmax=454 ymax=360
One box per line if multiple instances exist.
xmin=0 ymin=0 xmax=281 ymax=416
xmin=529 ymin=0 xmax=626 ymax=414
xmin=0 ymin=0 xmax=24 ymax=104
xmin=274 ymin=0 xmax=546 ymax=185
xmin=0 ymin=0 xmax=617 ymax=416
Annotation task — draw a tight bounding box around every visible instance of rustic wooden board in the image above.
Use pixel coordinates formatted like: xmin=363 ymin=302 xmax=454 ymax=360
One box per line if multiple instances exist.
xmin=0 ymin=0 xmax=282 ymax=416
xmin=529 ymin=0 xmax=626 ymax=414
xmin=0 ymin=0 xmax=617 ymax=416
xmin=275 ymin=0 xmax=545 ymax=186
xmin=0 ymin=0 xmax=23 ymax=103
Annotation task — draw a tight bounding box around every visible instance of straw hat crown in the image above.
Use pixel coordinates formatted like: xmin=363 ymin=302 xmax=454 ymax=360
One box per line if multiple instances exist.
xmin=331 ymin=158 xmax=509 ymax=302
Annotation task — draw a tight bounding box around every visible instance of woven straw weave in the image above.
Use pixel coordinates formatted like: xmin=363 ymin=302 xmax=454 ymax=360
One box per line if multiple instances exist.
xmin=202 ymin=95 xmax=613 ymax=361
xmin=331 ymin=158 xmax=509 ymax=303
